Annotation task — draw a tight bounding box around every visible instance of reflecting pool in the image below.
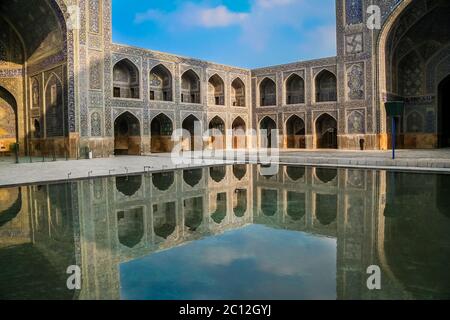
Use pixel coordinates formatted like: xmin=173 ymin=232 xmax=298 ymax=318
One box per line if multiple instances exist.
xmin=0 ymin=165 xmax=450 ymax=300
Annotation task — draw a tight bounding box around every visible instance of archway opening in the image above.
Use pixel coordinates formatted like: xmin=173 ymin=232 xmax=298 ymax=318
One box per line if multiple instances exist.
xmin=113 ymin=59 xmax=140 ymax=99
xmin=0 ymin=87 xmax=18 ymax=154
xmin=151 ymin=114 xmax=173 ymax=153
xmin=114 ymin=112 xmax=141 ymax=155
xmin=260 ymin=78 xmax=276 ymax=106
xmin=208 ymin=74 xmax=225 ymax=106
xmin=0 ymin=0 xmax=69 ymax=157
xmin=438 ymin=75 xmax=450 ymax=148
xmin=208 ymin=116 xmax=225 ymax=150
xmin=286 ymin=74 xmax=305 ymax=104
xmin=182 ymin=115 xmax=201 ymax=151
xmin=260 ymin=116 xmax=277 ymax=148
xmin=232 ymin=117 xmax=246 ymax=149
xmin=315 ymin=114 xmax=337 ymax=149
xmin=181 ymin=70 xmax=201 ymax=103
xmin=315 ymin=70 xmax=337 ymax=102
xmin=286 ymin=115 xmax=305 ymax=149
xmin=381 ymin=0 xmax=450 ymax=149
xmin=150 ymin=64 xmax=173 ymax=101
xmin=231 ymin=78 xmax=246 ymax=107
xmin=316 ymin=168 xmax=337 ymax=184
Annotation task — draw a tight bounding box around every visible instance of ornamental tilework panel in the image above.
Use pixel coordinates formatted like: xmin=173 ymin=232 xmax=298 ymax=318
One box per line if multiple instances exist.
xmin=89 ymin=50 xmax=103 ymax=90
xmin=90 ymin=111 xmax=102 ymax=136
xmin=89 ymin=0 xmax=101 ymax=34
xmin=346 ymin=0 xmax=363 ymax=25
xmin=0 ymin=99 xmax=16 ymax=139
xmin=346 ymin=63 xmax=365 ymax=101
xmin=345 ymin=33 xmax=363 ymax=55
xmin=347 ymin=110 xmax=365 ymax=134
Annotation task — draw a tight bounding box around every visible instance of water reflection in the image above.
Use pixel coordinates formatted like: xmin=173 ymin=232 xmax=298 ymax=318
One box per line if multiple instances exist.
xmin=1 ymin=166 xmax=450 ymax=300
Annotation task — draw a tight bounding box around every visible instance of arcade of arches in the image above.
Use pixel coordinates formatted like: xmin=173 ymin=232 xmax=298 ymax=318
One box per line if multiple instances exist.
xmin=2 ymin=0 xmax=450 ymax=159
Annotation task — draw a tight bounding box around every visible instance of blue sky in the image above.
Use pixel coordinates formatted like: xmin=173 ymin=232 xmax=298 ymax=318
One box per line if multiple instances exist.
xmin=120 ymin=225 xmax=337 ymax=300
xmin=112 ymin=0 xmax=337 ymax=68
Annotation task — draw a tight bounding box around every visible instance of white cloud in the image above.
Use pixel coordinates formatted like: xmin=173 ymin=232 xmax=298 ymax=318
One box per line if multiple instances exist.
xmin=132 ymin=0 xmax=337 ymax=63
xmin=134 ymin=3 xmax=248 ymax=28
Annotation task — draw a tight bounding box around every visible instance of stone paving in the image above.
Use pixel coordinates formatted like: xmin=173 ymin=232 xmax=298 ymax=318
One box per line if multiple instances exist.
xmin=1 ymin=149 xmax=450 ymax=187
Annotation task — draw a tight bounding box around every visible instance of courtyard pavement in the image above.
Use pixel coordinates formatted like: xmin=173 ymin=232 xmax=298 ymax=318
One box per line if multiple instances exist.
xmin=1 ymin=149 xmax=450 ymax=187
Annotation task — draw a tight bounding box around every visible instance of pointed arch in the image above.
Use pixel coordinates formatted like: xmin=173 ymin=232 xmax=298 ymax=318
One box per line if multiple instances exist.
xmin=259 ymin=116 xmax=277 ymax=148
xmin=45 ymin=73 xmax=64 ymax=137
xmin=151 ymin=113 xmax=174 ymax=153
xmin=260 ymin=77 xmax=276 ymax=106
xmin=181 ymin=69 xmax=201 ymax=104
xmin=231 ymin=77 xmax=246 ymax=107
xmin=0 ymin=86 xmax=18 ymax=152
xmin=208 ymin=116 xmax=226 ymax=149
xmin=315 ymin=113 xmax=337 ymax=149
xmin=315 ymin=69 xmax=337 ymax=102
xmin=114 ymin=111 xmax=141 ymax=155
xmin=208 ymin=74 xmax=225 ymax=106
xmin=182 ymin=114 xmax=202 ymax=151
xmin=232 ymin=116 xmax=247 ymax=149
xmin=113 ymin=58 xmax=140 ymax=99
xmin=150 ymin=64 xmax=173 ymax=101
xmin=285 ymin=115 xmax=305 ymax=148
xmin=285 ymin=73 xmax=305 ymax=104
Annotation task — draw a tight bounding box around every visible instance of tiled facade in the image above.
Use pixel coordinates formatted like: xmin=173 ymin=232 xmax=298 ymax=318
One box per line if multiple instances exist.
xmin=0 ymin=0 xmax=449 ymax=157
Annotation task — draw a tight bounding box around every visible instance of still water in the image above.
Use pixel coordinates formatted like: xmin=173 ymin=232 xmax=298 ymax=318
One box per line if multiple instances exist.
xmin=0 ymin=165 xmax=449 ymax=300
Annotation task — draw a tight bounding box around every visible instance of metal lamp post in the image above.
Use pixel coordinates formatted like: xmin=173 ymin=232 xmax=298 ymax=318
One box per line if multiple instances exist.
xmin=384 ymin=101 xmax=404 ymax=160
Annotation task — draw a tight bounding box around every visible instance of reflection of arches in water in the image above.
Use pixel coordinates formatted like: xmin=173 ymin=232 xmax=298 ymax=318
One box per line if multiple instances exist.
xmin=47 ymin=184 xmax=74 ymax=240
xmin=0 ymin=243 xmax=75 ymax=300
xmin=233 ymin=164 xmax=247 ymax=180
xmin=184 ymin=197 xmax=203 ymax=231
xmin=234 ymin=189 xmax=247 ymax=218
xmin=210 ymin=166 xmax=226 ymax=183
xmin=0 ymin=187 xmax=22 ymax=227
xmin=117 ymin=207 xmax=144 ymax=248
xmin=183 ymin=169 xmax=203 ymax=187
xmin=383 ymin=179 xmax=450 ymax=298
xmin=261 ymin=189 xmax=278 ymax=216
xmin=152 ymin=171 xmax=174 ymax=191
xmin=286 ymin=166 xmax=305 ymax=181
xmin=287 ymin=192 xmax=306 ymax=221
xmin=211 ymin=193 xmax=227 ymax=224
xmin=116 ymin=175 xmax=142 ymax=196
xmin=316 ymin=194 xmax=337 ymax=225
xmin=316 ymin=168 xmax=337 ymax=183
xmin=153 ymin=202 xmax=176 ymax=239
xmin=437 ymin=174 xmax=450 ymax=219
